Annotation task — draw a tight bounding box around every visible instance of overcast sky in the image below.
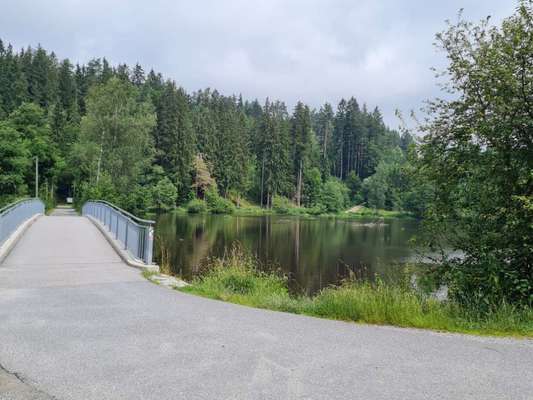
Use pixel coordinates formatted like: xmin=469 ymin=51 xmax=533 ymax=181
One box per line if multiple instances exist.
xmin=1 ymin=0 xmax=516 ymax=127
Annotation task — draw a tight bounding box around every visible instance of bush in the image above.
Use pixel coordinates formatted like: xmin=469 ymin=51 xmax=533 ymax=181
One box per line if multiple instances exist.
xmin=120 ymin=185 xmax=153 ymax=216
xmin=272 ymin=195 xmax=294 ymax=214
xmin=205 ymin=189 xmax=235 ymax=214
xmin=319 ymin=178 xmax=349 ymax=213
xmin=151 ymin=177 xmax=177 ymax=212
xmin=186 ymin=198 xmax=207 ymax=213
xmin=306 ymin=205 xmax=326 ymax=215
xmin=303 ymin=167 xmax=322 ymax=206
xmin=345 ymin=171 xmax=362 ymax=203
xmin=362 ymin=175 xmax=386 ymax=210
xmin=75 ymin=173 xmax=119 ymax=208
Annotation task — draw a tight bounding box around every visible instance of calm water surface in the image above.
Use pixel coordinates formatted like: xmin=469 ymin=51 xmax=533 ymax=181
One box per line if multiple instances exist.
xmin=155 ymin=213 xmax=420 ymax=294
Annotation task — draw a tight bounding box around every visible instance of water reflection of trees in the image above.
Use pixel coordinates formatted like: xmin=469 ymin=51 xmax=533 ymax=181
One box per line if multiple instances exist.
xmin=155 ymin=214 xmax=418 ymax=293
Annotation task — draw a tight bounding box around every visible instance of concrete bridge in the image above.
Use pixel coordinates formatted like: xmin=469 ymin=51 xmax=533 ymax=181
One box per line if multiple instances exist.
xmin=0 ymin=200 xmax=532 ymax=399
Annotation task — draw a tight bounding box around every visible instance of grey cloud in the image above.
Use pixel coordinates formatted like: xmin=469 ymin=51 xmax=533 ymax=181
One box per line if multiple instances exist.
xmin=1 ymin=0 xmax=517 ymax=127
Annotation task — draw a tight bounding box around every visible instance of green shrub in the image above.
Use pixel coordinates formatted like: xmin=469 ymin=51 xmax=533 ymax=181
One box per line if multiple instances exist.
xmin=205 ymin=189 xmax=235 ymax=214
xmin=151 ymin=177 xmax=177 ymax=212
xmin=345 ymin=171 xmax=362 ymax=203
xmin=76 ymin=173 xmax=119 ymax=208
xmin=319 ymin=178 xmax=349 ymax=213
xmin=120 ymin=185 xmax=153 ymax=217
xmin=306 ymin=205 xmax=326 ymax=215
xmin=272 ymin=195 xmax=294 ymax=214
xmin=186 ymin=198 xmax=207 ymax=213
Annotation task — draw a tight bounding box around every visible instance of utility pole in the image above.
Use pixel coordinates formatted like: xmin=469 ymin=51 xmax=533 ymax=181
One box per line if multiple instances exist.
xmin=35 ymin=156 xmax=39 ymax=198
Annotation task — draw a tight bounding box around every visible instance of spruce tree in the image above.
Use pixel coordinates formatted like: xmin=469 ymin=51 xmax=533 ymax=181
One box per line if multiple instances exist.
xmin=131 ymin=63 xmax=145 ymax=86
xmin=290 ymin=102 xmax=312 ymax=206
xmin=154 ymin=81 xmax=195 ymax=202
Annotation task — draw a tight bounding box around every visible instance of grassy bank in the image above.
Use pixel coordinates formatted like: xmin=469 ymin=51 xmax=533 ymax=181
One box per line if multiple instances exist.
xmin=182 ymin=202 xmax=414 ymax=220
xmin=179 ymin=248 xmax=532 ymax=337
xmin=233 ymin=205 xmax=413 ymax=219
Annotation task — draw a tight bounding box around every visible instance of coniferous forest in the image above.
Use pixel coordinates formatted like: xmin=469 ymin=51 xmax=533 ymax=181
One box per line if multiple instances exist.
xmin=0 ymin=39 xmax=422 ymax=216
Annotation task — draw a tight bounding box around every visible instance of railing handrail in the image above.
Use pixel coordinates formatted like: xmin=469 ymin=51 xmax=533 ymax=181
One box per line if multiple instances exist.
xmin=0 ymin=198 xmax=45 ymax=250
xmin=82 ymin=200 xmax=155 ymax=265
xmin=85 ymin=200 xmax=155 ymax=226
xmin=0 ymin=198 xmax=42 ymax=217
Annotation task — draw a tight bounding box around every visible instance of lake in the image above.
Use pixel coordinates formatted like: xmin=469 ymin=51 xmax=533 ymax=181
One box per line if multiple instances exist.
xmin=155 ymin=213 xmax=420 ymax=295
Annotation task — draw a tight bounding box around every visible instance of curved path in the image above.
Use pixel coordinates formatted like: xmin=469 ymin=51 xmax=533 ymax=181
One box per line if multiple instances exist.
xmin=0 ymin=214 xmax=532 ymax=400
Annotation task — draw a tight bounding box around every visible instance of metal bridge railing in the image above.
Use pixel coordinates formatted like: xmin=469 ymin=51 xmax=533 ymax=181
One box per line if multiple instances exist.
xmin=82 ymin=200 xmax=155 ymax=265
xmin=0 ymin=198 xmax=45 ymax=248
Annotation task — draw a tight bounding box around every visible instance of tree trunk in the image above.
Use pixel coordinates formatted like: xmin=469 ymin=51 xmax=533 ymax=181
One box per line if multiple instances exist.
xmin=96 ymin=129 xmax=105 ymax=184
xmin=296 ymin=159 xmax=303 ymax=207
xmin=260 ymin=154 xmax=265 ymax=208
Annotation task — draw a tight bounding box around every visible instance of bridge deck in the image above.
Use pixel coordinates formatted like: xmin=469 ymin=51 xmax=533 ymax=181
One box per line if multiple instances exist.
xmin=0 ymin=213 xmax=532 ymax=399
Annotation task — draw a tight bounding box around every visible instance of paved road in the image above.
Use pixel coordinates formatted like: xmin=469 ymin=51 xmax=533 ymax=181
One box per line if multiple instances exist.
xmin=0 ymin=214 xmax=532 ymax=400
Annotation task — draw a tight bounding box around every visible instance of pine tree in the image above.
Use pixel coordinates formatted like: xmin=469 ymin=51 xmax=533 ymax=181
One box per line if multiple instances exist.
xmin=0 ymin=42 xmax=27 ymax=115
xmin=115 ymin=64 xmax=130 ymax=82
xmin=290 ymin=102 xmax=312 ymax=206
xmin=27 ymin=45 xmax=57 ymax=109
xmin=131 ymin=63 xmax=145 ymax=86
xmin=154 ymin=81 xmax=195 ymax=202
xmin=315 ymin=103 xmax=334 ymax=177
xmin=57 ymin=59 xmax=78 ymax=119
xmin=101 ymin=58 xmax=113 ymax=83
xmin=258 ymin=100 xmax=291 ymax=207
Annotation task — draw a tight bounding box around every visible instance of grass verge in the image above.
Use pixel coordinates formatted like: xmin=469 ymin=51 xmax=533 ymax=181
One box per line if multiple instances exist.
xmin=179 ymin=247 xmax=532 ymax=338
xmin=209 ymin=205 xmax=414 ymax=219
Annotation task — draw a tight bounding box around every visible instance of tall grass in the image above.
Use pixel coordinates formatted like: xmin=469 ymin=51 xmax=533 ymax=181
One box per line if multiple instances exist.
xmin=180 ymin=246 xmax=533 ymax=337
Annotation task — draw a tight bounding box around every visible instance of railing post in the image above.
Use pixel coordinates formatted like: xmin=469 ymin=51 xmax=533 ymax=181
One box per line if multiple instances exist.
xmin=143 ymin=225 xmax=154 ymax=265
xmin=124 ymin=220 xmax=129 ymax=250
xmin=81 ymin=200 xmax=156 ymax=266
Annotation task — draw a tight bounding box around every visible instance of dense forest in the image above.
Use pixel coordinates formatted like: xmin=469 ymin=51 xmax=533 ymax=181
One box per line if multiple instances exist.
xmin=0 ymin=39 xmax=423 ymax=216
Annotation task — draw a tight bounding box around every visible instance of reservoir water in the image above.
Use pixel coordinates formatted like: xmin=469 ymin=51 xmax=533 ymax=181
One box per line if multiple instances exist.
xmin=155 ymin=213 xmax=420 ymax=294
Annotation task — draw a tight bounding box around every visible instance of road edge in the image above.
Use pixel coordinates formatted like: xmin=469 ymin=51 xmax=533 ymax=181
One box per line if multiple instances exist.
xmin=0 ymin=214 xmax=42 ymax=265
xmin=85 ymin=215 xmax=160 ymax=273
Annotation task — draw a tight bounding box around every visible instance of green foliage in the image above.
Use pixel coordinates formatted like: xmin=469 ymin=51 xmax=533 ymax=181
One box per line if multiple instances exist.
xmin=191 ymin=153 xmax=216 ymax=198
xmin=319 ymin=178 xmax=349 ymax=213
xmin=0 ymin=122 xmax=30 ymax=198
xmin=186 ymin=198 xmax=208 ymax=214
xmin=79 ymin=77 xmax=156 ymax=193
xmin=120 ymin=184 xmax=153 ymax=217
xmin=362 ymin=174 xmax=386 ymax=209
xmin=154 ymin=81 xmax=194 ymax=203
xmin=182 ymin=245 xmax=288 ymax=305
xmin=345 ymin=170 xmax=362 ymax=203
xmin=418 ymin=3 xmax=533 ymax=308
xmin=75 ymin=173 xmax=118 ymax=208
xmin=8 ymin=103 xmax=62 ymax=197
xmin=290 ymin=102 xmax=312 ymax=206
xmin=303 ymin=167 xmax=322 ymax=206
xmin=362 ymin=148 xmax=404 ymax=210
xmin=182 ymin=249 xmax=533 ymax=337
xmin=151 ymin=177 xmax=177 ymax=212
xmin=205 ymin=189 xmax=235 ymax=214
xmin=271 ymin=195 xmax=294 ymax=214
xmin=0 ymin=38 xmax=419 ymax=217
